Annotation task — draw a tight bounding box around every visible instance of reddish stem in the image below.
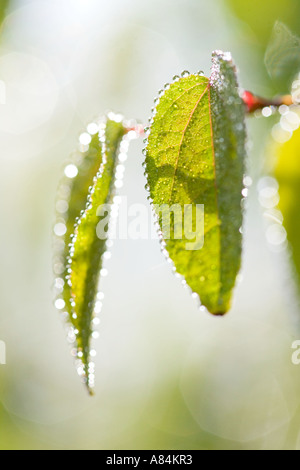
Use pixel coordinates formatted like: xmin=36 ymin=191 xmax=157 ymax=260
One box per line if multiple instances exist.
xmin=242 ymin=90 xmax=293 ymax=113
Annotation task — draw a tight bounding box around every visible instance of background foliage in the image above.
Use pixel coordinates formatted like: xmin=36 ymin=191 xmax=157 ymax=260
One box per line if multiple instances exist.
xmin=1 ymin=0 xmax=300 ymax=450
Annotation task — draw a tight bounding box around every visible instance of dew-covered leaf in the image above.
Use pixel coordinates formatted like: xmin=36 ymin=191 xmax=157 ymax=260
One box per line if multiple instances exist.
xmin=55 ymin=126 xmax=105 ymax=319
xmin=274 ymin=127 xmax=300 ymax=287
xmin=54 ymin=116 xmax=128 ymax=394
xmin=145 ymin=51 xmax=246 ymax=315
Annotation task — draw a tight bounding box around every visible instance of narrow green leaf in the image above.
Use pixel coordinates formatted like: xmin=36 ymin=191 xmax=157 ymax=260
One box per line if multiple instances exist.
xmin=69 ymin=119 xmax=126 ymax=392
xmin=274 ymin=127 xmax=300 ymax=287
xmin=55 ymin=127 xmax=105 ymax=319
xmin=145 ymin=51 xmax=246 ymax=315
xmin=54 ymin=116 xmax=128 ymax=394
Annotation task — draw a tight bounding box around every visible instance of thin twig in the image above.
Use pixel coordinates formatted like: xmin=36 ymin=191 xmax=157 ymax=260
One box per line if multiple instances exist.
xmin=242 ymin=90 xmax=293 ymax=113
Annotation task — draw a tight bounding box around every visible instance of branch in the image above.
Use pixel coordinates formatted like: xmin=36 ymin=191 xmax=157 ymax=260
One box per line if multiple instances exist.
xmin=242 ymin=90 xmax=293 ymax=114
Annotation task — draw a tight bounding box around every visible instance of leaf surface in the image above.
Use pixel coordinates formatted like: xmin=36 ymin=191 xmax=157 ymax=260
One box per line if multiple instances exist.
xmin=145 ymin=51 xmax=246 ymax=315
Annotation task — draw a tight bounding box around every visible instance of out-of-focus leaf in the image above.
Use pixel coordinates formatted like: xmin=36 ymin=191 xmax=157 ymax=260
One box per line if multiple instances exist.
xmin=54 ymin=116 xmax=127 ymax=394
xmin=227 ymin=0 xmax=300 ymax=93
xmin=145 ymin=51 xmax=246 ymax=315
xmin=265 ymin=22 xmax=300 ymax=86
xmin=0 ymin=0 xmax=10 ymax=28
xmin=227 ymin=0 xmax=300 ymax=45
xmin=274 ymin=128 xmax=300 ymax=286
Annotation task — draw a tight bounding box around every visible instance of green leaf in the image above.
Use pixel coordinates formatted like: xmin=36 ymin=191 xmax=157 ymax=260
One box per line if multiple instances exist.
xmin=54 ymin=116 xmax=127 ymax=394
xmin=145 ymin=51 xmax=246 ymax=315
xmin=274 ymin=127 xmax=300 ymax=287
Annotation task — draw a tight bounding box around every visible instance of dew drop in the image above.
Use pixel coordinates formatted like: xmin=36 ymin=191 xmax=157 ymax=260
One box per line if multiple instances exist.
xmin=54 ymin=263 xmax=64 ymax=275
xmin=54 ymin=223 xmax=67 ymax=237
xmin=71 ymin=348 xmax=77 ymax=357
xmin=64 ymin=164 xmax=78 ymax=179
xmin=87 ymin=122 xmax=99 ymax=135
xmin=181 ymin=70 xmax=190 ymax=78
xmin=279 ymin=105 xmax=289 ymax=116
xmin=114 ymin=180 xmax=123 ymax=189
xmin=54 ymin=278 xmax=64 ymax=289
xmin=262 ymin=107 xmax=273 ymax=118
xmin=79 ymin=132 xmax=92 ymax=146
xmin=127 ymin=130 xmax=138 ymax=141
xmin=55 ymin=299 xmax=65 ymax=310
xmin=104 ymin=251 xmax=112 ymax=261
xmin=56 ymin=200 xmax=69 ymax=214
xmin=94 ymin=301 xmax=102 ymax=314
xmin=119 ymin=152 xmax=128 ymax=163
xmin=241 ymin=188 xmax=248 ymax=198
xmin=243 ymin=176 xmax=253 ymax=188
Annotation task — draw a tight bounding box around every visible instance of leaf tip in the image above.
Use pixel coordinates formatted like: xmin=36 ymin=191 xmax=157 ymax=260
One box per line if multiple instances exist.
xmin=212 ymin=310 xmax=229 ymax=317
xmin=87 ymin=386 xmax=95 ymax=397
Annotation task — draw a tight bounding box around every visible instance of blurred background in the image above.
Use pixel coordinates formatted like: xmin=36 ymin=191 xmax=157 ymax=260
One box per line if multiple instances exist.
xmin=1 ymin=0 xmax=300 ymax=450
